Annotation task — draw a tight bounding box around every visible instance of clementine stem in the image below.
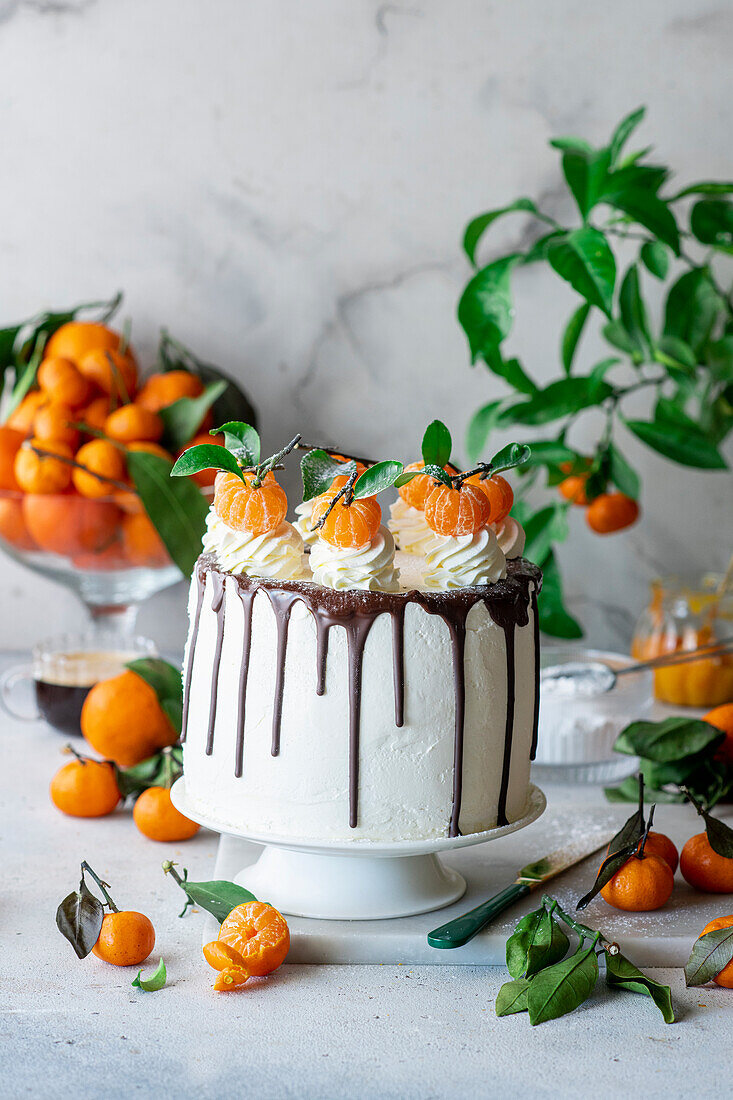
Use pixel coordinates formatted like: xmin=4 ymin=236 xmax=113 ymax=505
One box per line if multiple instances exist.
xmin=81 ymin=860 xmax=119 ymax=913
xmin=28 ymin=445 xmax=130 ymax=491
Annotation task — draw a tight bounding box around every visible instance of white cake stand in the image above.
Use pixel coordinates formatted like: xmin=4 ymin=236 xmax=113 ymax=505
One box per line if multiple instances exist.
xmin=170 ymin=780 xmax=546 ymax=921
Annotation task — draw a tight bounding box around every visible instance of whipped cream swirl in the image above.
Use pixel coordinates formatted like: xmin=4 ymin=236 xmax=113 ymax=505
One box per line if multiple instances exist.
xmin=387 ymin=498 xmax=438 ymax=556
xmin=293 ymin=498 xmax=319 ymax=548
xmin=421 ymin=526 xmax=507 ymax=590
xmin=310 ymin=525 xmax=401 ymax=592
xmin=203 ymin=511 xmax=307 ymax=581
xmin=492 ymin=517 xmax=526 ymax=560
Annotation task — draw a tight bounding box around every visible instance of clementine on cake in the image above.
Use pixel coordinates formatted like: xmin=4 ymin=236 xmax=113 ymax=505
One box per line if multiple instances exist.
xmin=424 ymin=482 xmax=490 ymax=536
xmin=214 ymin=470 xmax=288 ymax=536
xmin=398 ymin=460 xmax=454 ymax=510
xmin=311 ymin=490 xmax=381 ymax=548
xmin=464 ymin=472 xmax=514 ymax=524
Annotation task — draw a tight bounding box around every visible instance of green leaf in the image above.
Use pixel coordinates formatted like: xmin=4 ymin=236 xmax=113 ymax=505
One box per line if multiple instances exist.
xmin=462 ymin=199 xmax=550 ymax=265
xmin=548 ymin=228 xmax=616 ymax=316
xmin=522 ymin=230 xmax=566 ymax=265
xmin=603 ymin=164 xmax=669 ymax=198
xmin=605 ymin=951 xmax=674 ymax=1022
xmin=213 ymin=421 xmax=260 ymax=466
xmin=353 ymin=460 xmax=403 ymax=499
xmin=527 ymin=942 xmax=599 ymax=1025
xmin=518 ymin=441 xmax=578 ymax=468
xmin=157 ymin=380 xmax=227 ymax=454
xmin=604 ymin=776 xmax=685 ymax=804
xmin=172 ymin=876 xmax=257 ymax=923
xmin=671 ymin=181 xmax=733 ymax=200
xmin=125 ymin=657 xmax=182 ymax=735
xmin=640 ymin=240 xmax=670 ymax=280
xmin=619 ymin=265 xmax=651 ymax=353
xmin=171 ymin=443 xmax=246 ymax=482
xmin=116 ymin=748 xmax=183 ymax=799
xmin=576 ymin=844 xmax=637 ymax=910
xmin=608 ymin=443 xmax=640 ymax=499
xmin=55 ymin=879 xmax=105 ymax=960
xmin=465 ymin=401 xmax=506 ymax=464
xmin=506 ymin=907 xmax=569 ymax=979
xmin=132 ymin=958 xmax=167 ymax=993
xmin=489 ymin=442 xmax=532 ymax=474
xmin=664 ymin=269 xmax=724 ymax=353
xmin=690 ymin=199 xmax=733 ymax=252
xmin=561 ymin=149 xmax=611 ymax=219
xmin=536 ymin=551 xmax=583 ymax=639
xmin=614 ymin=717 xmax=724 ymax=762
xmin=496 ymin=977 xmax=532 ymax=1016
xmin=549 ymin=136 xmax=593 ymax=154
xmin=421 ymin=420 xmax=452 ymax=468
xmin=503 ymin=376 xmax=613 ymax=427
xmin=128 ymin=451 xmax=209 ymax=577
xmin=602 ymin=319 xmax=639 ymax=356
xmin=655 ymin=335 xmax=697 ymax=372
xmin=157 ymin=331 xmax=258 ymax=431
xmin=707 ymin=337 xmax=733 ymax=382
xmin=654 ymin=394 xmax=700 ymax=432
xmin=485 ymin=351 xmax=538 ymax=396
xmin=608 ymin=107 xmax=646 ymax=166
xmin=684 ymin=926 xmax=733 ymax=986
xmin=522 ymin=504 xmax=569 ymax=566
xmin=702 ymin=811 xmax=733 ymax=859
xmin=300 ymin=450 xmax=356 ymax=502
xmin=394 ymin=464 xmax=451 ymax=490
xmin=562 ymin=302 xmax=591 ymax=375
xmin=624 ymin=417 xmax=727 ymax=469
xmin=457 ymin=255 xmax=520 ymax=363
xmin=606 ymin=189 xmax=680 ymax=254
xmin=5 ymin=333 xmax=46 ymax=418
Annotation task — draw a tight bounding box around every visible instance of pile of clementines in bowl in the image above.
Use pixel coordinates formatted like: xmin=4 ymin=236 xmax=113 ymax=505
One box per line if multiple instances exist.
xmin=0 ymin=318 xmax=220 ymax=572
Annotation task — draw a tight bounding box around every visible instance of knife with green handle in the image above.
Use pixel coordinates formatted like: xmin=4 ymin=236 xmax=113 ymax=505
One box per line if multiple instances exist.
xmin=427 ymin=830 xmax=614 ymax=949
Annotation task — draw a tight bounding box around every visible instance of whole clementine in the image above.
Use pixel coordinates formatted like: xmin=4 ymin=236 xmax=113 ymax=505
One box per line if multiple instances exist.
xmin=22 ymin=494 xmax=119 ymax=557
xmin=104 ymin=405 xmax=163 ymax=445
xmin=5 ymin=391 xmax=47 ymax=434
xmin=137 ymin=370 xmax=204 ymax=412
xmin=310 ymin=491 xmax=381 ymax=549
xmin=464 ymin=472 xmax=514 ymax=524
xmin=636 ymin=830 xmax=679 ymax=874
xmin=680 ymin=832 xmax=733 ymax=893
xmin=132 ymin=786 xmax=200 ymax=842
xmin=214 ymin=471 xmax=288 ymax=537
xmin=600 ymin=852 xmax=674 ymax=911
xmin=81 ymin=670 xmax=178 ymax=767
xmin=14 ymin=439 xmax=73 ymax=494
xmin=92 ymin=910 xmax=155 ymax=967
xmin=704 ymin=703 xmax=733 ymax=764
xmin=37 ymin=357 xmax=90 ymax=407
xmin=697 ymin=915 xmax=733 ymax=987
xmin=0 ymin=426 xmax=26 ymax=490
xmin=424 ymin=482 xmax=491 ymax=536
xmin=398 ymin=461 xmax=456 ymax=510
xmin=33 ymin=401 xmax=80 ymax=450
xmin=558 ymin=474 xmax=589 ymax=506
xmin=79 ymin=395 xmax=112 ymax=435
xmin=586 ymin=492 xmax=640 ymax=534
xmin=121 ymin=512 xmax=169 ymax=568
xmin=218 ymin=901 xmax=290 ymax=976
xmin=50 ymin=759 xmax=121 ymax=817
xmin=79 ymin=347 xmax=138 ymax=399
xmin=45 ymin=320 xmax=121 ymax=364
xmin=0 ymin=497 xmax=36 ymax=550
xmin=73 ymin=439 xmax=126 ymax=498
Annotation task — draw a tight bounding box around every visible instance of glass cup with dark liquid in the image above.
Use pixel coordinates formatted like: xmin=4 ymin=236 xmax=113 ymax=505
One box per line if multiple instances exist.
xmin=0 ymin=632 xmax=157 ymax=736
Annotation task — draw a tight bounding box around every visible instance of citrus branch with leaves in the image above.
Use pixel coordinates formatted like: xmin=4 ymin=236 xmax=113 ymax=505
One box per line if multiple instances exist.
xmin=458 ymin=105 xmax=732 ymax=638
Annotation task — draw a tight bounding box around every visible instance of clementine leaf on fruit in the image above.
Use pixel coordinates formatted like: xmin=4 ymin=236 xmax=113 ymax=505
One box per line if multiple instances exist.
xmin=394 ymin=463 xmax=451 ymax=489
xmin=421 ymin=419 xmax=452 ymax=468
xmin=614 ymin=717 xmax=725 ymax=762
xmin=56 ymin=878 xmax=105 ymax=959
xmin=215 ymin=421 xmax=261 ymax=466
xmin=171 ymin=443 xmax=246 ymax=483
xmin=132 ymin=958 xmax=167 ymax=992
xmin=125 ymin=658 xmax=183 ymax=736
xmin=158 ymin=380 xmax=227 ymax=452
xmin=163 ymin=863 xmax=256 ymax=922
xmin=684 ymin=926 xmax=733 ymax=987
xmin=301 ymin=449 xmax=357 ymax=501
xmin=352 ymin=461 xmax=403 ymax=499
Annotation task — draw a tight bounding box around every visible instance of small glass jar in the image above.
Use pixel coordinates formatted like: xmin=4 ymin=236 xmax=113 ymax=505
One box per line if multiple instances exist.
xmin=631 ymin=574 xmax=733 ymax=707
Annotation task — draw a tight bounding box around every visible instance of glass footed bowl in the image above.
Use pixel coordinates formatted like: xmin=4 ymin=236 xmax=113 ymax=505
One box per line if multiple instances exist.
xmin=0 ymin=488 xmax=182 ymax=636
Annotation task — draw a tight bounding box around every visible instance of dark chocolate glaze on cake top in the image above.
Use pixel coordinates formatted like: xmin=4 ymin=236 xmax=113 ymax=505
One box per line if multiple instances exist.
xmin=182 ymin=554 xmax=541 ymax=836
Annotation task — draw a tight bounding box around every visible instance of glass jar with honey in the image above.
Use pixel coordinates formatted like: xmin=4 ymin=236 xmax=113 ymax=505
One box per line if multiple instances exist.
xmin=631 ymin=573 xmax=733 ymax=707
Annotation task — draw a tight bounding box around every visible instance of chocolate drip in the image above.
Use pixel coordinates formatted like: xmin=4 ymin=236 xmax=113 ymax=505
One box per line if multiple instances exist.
xmin=234 ymin=589 xmax=254 ymax=778
xmin=529 ymin=589 xmax=540 ymax=761
xmin=180 ymin=571 xmax=206 ymax=743
xmin=194 ymin=555 xmax=541 ymax=833
xmin=205 ymin=572 xmax=226 ymax=756
xmin=391 ymin=604 xmax=405 ymax=728
xmin=263 ymin=590 xmax=297 ymax=757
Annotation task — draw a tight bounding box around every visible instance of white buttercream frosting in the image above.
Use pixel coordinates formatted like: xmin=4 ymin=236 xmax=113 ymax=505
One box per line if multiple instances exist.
xmin=421 ymin=526 xmax=507 ymax=590
xmin=492 ymin=517 xmax=526 ymax=560
xmin=293 ymin=498 xmax=319 ymax=547
xmin=202 ymin=510 xmax=307 ymax=581
xmin=387 ymin=498 xmax=438 ymax=556
xmin=310 ymin=524 xmax=401 ymax=591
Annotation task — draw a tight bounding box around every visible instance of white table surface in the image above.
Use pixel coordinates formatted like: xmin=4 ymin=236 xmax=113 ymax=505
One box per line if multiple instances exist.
xmin=2 ymin=656 xmax=732 ymax=1099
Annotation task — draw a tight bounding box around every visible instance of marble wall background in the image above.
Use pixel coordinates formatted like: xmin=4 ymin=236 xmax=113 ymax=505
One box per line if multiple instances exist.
xmin=0 ymin=0 xmax=731 ymax=652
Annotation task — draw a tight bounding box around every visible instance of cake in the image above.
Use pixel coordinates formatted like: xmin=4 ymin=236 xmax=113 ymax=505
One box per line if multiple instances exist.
xmin=175 ymin=427 xmax=541 ymax=843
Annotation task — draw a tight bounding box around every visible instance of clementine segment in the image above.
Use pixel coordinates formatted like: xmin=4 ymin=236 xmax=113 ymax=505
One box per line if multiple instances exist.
xmin=424 ymin=482 xmax=490 ymax=536
xmin=132 ymin=786 xmax=200 ymax=841
xmin=680 ymin=832 xmax=733 ymax=893
xmin=50 ymin=759 xmax=121 ymax=817
xmin=218 ymin=901 xmax=290 ymax=976
xmin=203 ymin=940 xmax=247 ymax=971
xmin=92 ymin=911 xmax=155 ymax=967
xmin=81 ymin=669 xmax=178 ymax=767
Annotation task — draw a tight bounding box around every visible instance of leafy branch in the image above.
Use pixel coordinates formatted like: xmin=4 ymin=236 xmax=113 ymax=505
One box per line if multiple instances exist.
xmin=459 ymin=106 xmax=733 ymax=636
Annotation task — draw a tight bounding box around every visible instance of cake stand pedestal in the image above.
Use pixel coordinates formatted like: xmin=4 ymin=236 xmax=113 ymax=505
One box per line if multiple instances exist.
xmin=170 ymin=781 xmax=545 ymax=921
